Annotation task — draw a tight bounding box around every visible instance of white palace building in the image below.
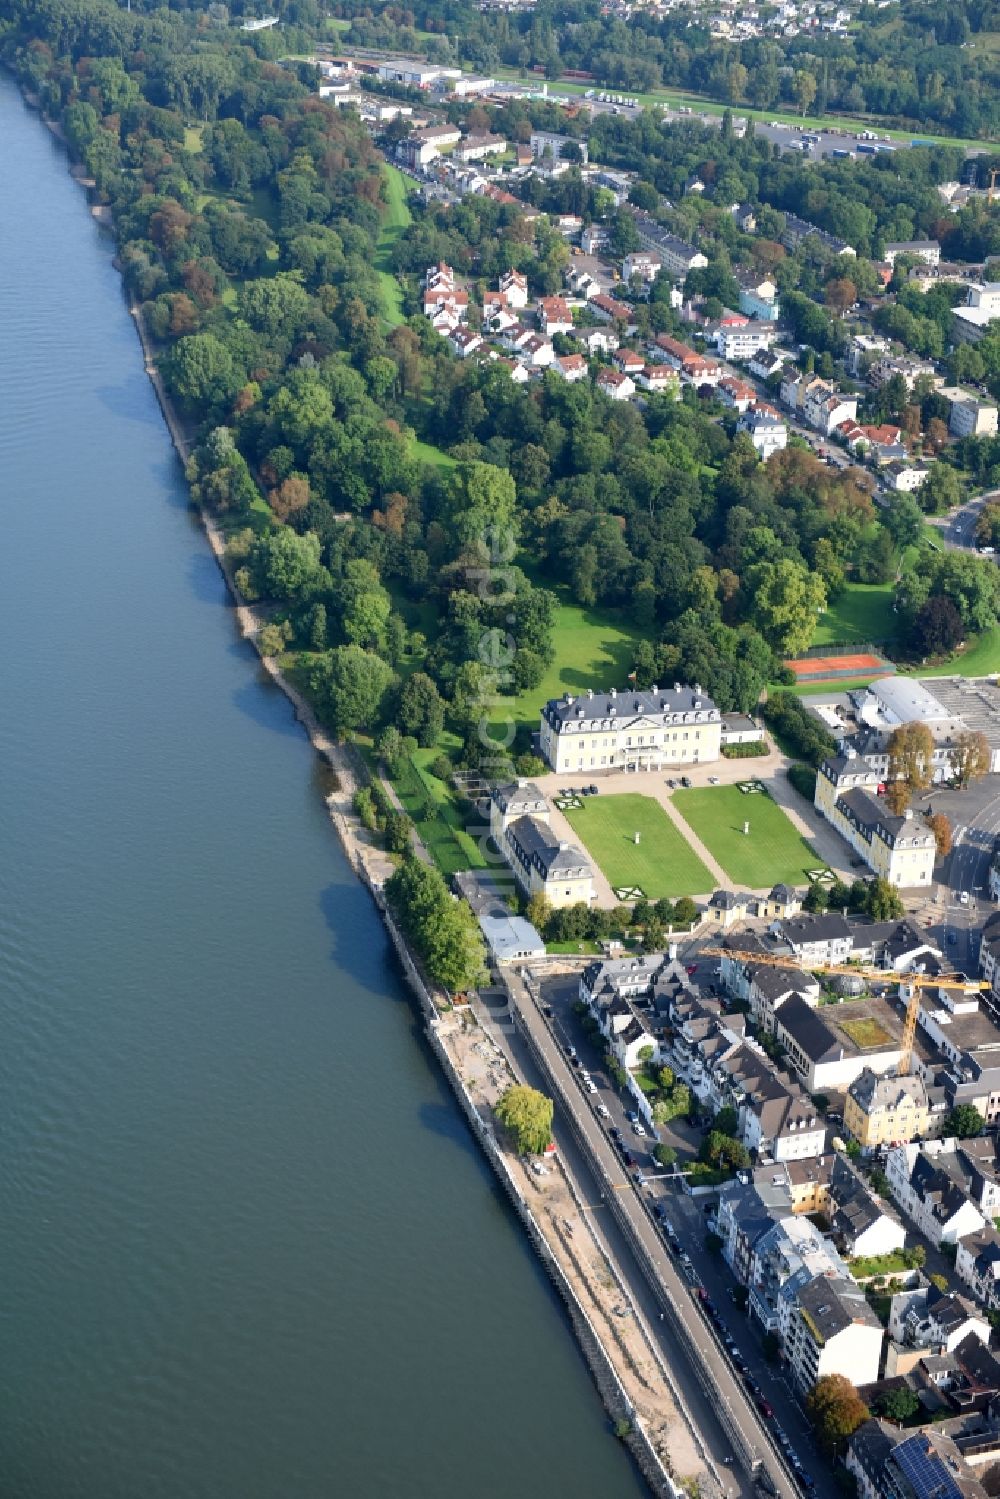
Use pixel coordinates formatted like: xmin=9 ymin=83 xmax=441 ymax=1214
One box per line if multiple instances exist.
xmin=539 ymin=685 xmax=723 ymax=775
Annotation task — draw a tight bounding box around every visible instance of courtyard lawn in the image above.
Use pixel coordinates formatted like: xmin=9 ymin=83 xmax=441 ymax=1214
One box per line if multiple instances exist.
xmin=373 ymin=164 xmax=412 ymax=327
xmin=563 ymin=794 xmax=713 ymax=899
xmin=672 ymin=785 xmax=818 ymax=888
xmin=812 ymin=582 xmax=896 ymax=648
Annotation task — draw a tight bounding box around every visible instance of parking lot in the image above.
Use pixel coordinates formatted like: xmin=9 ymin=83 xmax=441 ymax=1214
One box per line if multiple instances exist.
xmin=533 ymin=970 xmax=830 ymax=1499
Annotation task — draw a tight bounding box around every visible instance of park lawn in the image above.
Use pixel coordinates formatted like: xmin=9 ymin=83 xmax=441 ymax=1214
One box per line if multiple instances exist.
xmin=494 ymin=593 xmax=650 ymax=739
xmin=393 ymin=751 xmax=488 ymax=878
xmin=563 ymin=794 xmax=713 ymax=899
xmin=672 ymin=785 xmax=818 ymax=888
xmin=374 ymin=164 xmax=412 ymax=327
xmin=410 ymin=436 xmax=457 ymax=470
xmin=914 ymin=626 xmax=1000 ymax=677
xmin=183 ymin=125 xmax=204 ymax=153
xmin=812 ymin=582 xmax=896 ymax=647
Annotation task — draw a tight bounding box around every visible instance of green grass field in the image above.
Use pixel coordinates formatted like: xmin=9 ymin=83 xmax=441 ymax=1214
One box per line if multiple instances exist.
xmin=672 ymin=785 xmax=818 ymax=887
xmin=388 ymin=750 xmax=488 ymax=878
xmin=488 ymin=64 xmax=992 ymax=150
xmin=410 ymin=436 xmax=457 ymax=470
xmin=913 ymin=626 xmax=1000 ymax=678
xmin=494 ymin=593 xmax=648 ymax=739
xmin=374 ymin=164 xmax=412 ymax=328
xmin=812 ymin=583 xmax=896 ymax=647
xmin=563 ymin=794 xmax=713 ymax=898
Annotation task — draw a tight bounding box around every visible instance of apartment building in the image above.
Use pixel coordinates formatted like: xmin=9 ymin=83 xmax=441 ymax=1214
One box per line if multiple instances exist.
xmin=814 ymin=753 xmax=937 ymax=887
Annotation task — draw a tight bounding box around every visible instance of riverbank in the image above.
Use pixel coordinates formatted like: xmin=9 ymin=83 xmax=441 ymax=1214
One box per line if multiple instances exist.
xmin=35 ymin=94 xmax=708 ymax=1499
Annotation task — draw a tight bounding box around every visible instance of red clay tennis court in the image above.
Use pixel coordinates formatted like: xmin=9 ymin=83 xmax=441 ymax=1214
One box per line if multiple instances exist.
xmin=785 ymin=651 xmax=891 ymax=682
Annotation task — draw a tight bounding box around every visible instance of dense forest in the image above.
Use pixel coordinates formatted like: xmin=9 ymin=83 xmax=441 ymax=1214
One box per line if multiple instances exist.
xmin=4 ymin=0 xmax=1000 ymax=783
xmin=335 ymin=0 xmax=1000 ymax=140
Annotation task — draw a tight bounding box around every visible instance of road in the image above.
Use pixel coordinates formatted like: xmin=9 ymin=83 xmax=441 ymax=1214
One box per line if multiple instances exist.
xmin=485 ymin=968 xmax=824 ymax=1499
xmin=536 ymin=972 xmax=831 ymax=1490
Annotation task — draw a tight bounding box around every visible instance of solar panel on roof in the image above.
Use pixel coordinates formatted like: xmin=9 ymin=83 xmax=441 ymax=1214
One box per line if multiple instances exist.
xmin=893 ymin=1437 xmax=964 ymax=1499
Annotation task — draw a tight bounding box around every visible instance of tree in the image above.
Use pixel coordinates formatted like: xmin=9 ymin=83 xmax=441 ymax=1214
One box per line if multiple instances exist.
xmin=495 ymin=1085 xmax=554 ymax=1155
xmin=825 ymin=277 xmax=857 ymax=315
xmin=952 ymin=730 xmax=991 ymax=788
xmin=884 ymin=780 xmax=912 ymax=816
xmin=864 ymin=877 xmax=905 ymax=922
xmin=713 ymin=1106 xmax=739 ymax=1137
xmin=877 ymin=1387 xmax=919 ymax=1424
xmin=929 ymin=812 xmax=953 ymax=856
xmin=806 ymin=1374 xmax=869 ymax=1456
xmin=745 ymin=559 xmax=826 ymax=656
xmin=913 ymin=595 xmax=964 ymax=657
xmin=165 ymin=332 xmax=238 ymax=410
xmin=525 ymin=892 xmax=552 ymax=933
xmin=255 ymin=528 xmax=327 ymax=601
xmin=929 ymin=1273 xmax=949 ymax=1293
xmin=384 ymin=810 xmax=413 ymax=855
xmin=792 ymin=69 xmax=817 ymax=115
xmin=944 ymin=1103 xmax=984 ymax=1138
xmin=887 ymin=721 xmax=934 ymax=793
xmin=309 ymin=646 xmax=397 ymax=737
xmin=653 ymin=1144 xmax=677 ymax=1168
xmin=804 ymin=882 xmax=830 ymax=912
xmin=341 ymin=558 xmax=391 ymax=650
xmin=398 ymin=672 xmax=446 ymax=748
xmin=918 ymin=462 xmax=961 ymax=516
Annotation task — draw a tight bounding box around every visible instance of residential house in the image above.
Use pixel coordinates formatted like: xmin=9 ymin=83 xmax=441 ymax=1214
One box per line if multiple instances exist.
xmin=539 ymin=684 xmax=722 ymax=774
xmin=956 ymin=1226 xmax=1000 ymax=1310
xmin=489 ymin=781 xmax=594 ymax=909
xmin=802 ymin=380 xmax=859 ymax=435
xmin=596 ymin=368 xmax=634 ymax=400
xmin=736 ymin=271 xmax=778 ymax=320
xmin=711 ymin=321 xmax=777 ymax=361
xmin=448 ymin=327 xmax=482 ymax=359
xmin=750 ymin=348 xmax=790 ymax=382
xmin=716 ymin=1047 xmax=827 ymax=1161
xmin=565 ymin=266 xmax=600 ymax=300
xmin=529 ymin=130 xmax=588 ymax=166
xmin=518 ymin=334 xmax=555 ymax=369
xmin=886 ymin=1139 xmax=988 ymax=1247
xmin=580 ymin=224 xmax=609 ymax=255
xmin=402 ymin=122 xmax=462 ymax=165
xmin=783 ymin=1273 xmax=883 ymax=1392
xmin=589 ymin=294 xmax=636 ymax=331
xmin=738 ymin=404 xmax=788 ymax=459
xmin=953 ymin=282 xmax=1000 ymax=344
xmin=637 ymin=365 xmax=679 ymax=397
xmin=553 ymin=352 xmax=588 ymax=382
xmin=718 ymin=376 xmax=757 ymax=413
xmin=577 ymin=327 xmax=619 ymax=355
xmin=884 ymin=240 xmax=941 ymax=267
xmin=845 ymin=1070 xmax=941 ymax=1150
xmin=632 ymin=215 xmax=708 ymax=275
xmin=869 ymin=355 xmax=940 ymax=392
xmin=537 ymin=296 xmax=573 ymax=336
xmin=455 ymin=133 xmax=506 ymax=162
xmin=780 ymin=212 xmax=855 ymax=257
xmin=499 ymin=269 xmax=529 ymax=309
xmin=883 ymin=461 xmax=929 ymax=493
xmin=611 ymin=348 xmax=645 ymax=377
xmin=939 ymin=386 xmax=1000 ymax=439
xmin=847 ymin=333 xmax=892 ymax=377
xmin=889 ymin=1286 xmax=989 ymax=1355
xmin=622 ymin=251 xmax=662 ymax=284
xmin=747 ymin=1213 xmax=845 ymax=1333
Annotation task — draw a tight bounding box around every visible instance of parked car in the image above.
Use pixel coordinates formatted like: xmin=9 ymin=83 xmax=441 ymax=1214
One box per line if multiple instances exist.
xmin=596 ymin=1102 xmax=610 ymax=1118
xmin=633 ymin=1122 xmax=646 ymax=1137
xmin=681 ymin=776 xmax=692 ymax=788
xmin=589 ymin=783 xmax=599 ymax=795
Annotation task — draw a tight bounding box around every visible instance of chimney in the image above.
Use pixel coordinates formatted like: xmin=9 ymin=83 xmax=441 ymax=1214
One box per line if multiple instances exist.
xmin=652 ymin=684 xmax=658 ymax=694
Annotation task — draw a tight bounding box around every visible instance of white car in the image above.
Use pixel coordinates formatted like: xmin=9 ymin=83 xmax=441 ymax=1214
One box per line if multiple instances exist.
xmin=633 ymin=1122 xmax=647 ymax=1137
xmin=708 ymin=776 xmax=720 ymax=785
xmin=585 ymin=1079 xmax=598 ymax=1094
xmin=959 ymin=891 xmax=970 ymax=906
xmin=596 ymin=1102 xmax=611 ymax=1117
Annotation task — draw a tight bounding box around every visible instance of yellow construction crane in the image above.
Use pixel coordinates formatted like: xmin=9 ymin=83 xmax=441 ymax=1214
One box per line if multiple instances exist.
xmin=700 ymin=946 xmax=989 ymax=1077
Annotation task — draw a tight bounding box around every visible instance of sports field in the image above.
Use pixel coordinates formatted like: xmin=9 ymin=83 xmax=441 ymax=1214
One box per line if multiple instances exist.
xmin=562 ymin=794 xmax=713 ymax=899
xmin=672 ymin=786 xmax=818 ymax=888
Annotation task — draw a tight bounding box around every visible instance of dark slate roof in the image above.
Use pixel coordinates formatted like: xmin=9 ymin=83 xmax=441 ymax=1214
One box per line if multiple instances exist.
xmin=507 ymin=816 xmax=591 ymax=878
xmin=797 ymin=1274 xmax=881 ymax=1342
xmin=779 ymin=913 xmax=852 ymax=946
xmin=543 ymin=684 xmax=719 ymax=728
xmin=777 ymin=995 xmax=845 ymax=1064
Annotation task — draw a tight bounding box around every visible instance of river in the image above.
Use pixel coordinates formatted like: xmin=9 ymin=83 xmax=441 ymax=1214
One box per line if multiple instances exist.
xmin=0 ymin=78 xmax=644 ymax=1499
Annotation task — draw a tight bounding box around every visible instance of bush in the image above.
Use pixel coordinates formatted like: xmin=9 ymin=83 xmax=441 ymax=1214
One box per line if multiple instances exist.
xmin=721 ymin=739 xmax=769 ymax=758
xmin=788 ymin=762 xmax=818 ymax=801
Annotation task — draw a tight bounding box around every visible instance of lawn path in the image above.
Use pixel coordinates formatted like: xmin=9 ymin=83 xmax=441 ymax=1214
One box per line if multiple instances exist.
xmin=658 ymin=797 xmax=728 ymax=890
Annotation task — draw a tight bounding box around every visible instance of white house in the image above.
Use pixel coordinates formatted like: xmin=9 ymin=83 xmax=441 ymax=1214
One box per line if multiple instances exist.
xmin=553 ymin=352 xmax=588 ymax=382
xmin=499 ymin=269 xmax=529 ymax=309
xmin=596 ymin=368 xmax=634 ymax=401
xmin=536 ymin=297 xmax=573 ymax=336
xmin=738 ymin=405 xmax=788 ymax=459
xmin=886 ymin=1139 xmax=987 ymax=1247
